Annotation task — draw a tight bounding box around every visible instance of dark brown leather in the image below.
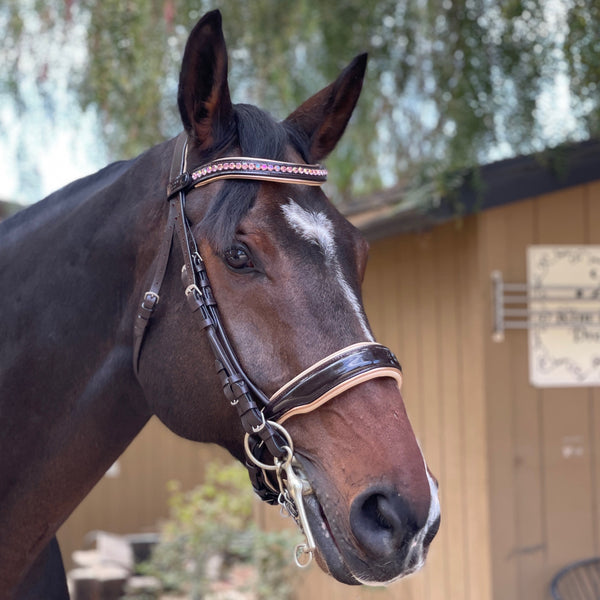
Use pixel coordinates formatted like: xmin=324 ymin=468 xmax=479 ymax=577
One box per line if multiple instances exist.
xmin=133 ymin=133 xmax=188 ymax=374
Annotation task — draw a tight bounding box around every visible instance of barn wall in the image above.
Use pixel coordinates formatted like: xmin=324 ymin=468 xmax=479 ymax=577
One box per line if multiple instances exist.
xmin=361 ymin=218 xmax=492 ymax=600
xmin=480 ymin=181 xmax=600 ymax=600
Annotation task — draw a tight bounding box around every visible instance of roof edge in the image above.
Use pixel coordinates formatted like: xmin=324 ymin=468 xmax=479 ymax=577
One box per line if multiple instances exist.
xmin=347 ymin=138 xmax=600 ymax=240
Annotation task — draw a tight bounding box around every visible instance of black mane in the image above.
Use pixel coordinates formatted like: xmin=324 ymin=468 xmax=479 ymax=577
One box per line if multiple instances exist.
xmin=199 ymin=103 xmax=310 ymax=251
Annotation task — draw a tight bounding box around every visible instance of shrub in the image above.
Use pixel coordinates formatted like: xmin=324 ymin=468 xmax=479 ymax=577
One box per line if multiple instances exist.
xmin=140 ymin=462 xmax=300 ymax=599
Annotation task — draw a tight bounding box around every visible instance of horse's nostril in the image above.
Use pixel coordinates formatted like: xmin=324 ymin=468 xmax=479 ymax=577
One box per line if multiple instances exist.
xmin=350 ymin=488 xmax=419 ymax=558
xmin=362 ymin=493 xmax=399 ymax=532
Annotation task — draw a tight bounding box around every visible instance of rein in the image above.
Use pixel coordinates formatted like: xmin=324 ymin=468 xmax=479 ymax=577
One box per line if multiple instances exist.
xmin=133 ymin=132 xmax=403 ymax=566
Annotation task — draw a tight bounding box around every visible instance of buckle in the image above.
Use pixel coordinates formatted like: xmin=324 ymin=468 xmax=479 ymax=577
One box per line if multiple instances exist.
xmin=141 ymin=291 xmax=159 ymax=311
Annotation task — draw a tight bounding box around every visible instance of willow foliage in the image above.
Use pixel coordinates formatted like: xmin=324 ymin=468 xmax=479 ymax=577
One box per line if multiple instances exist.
xmin=2 ymin=0 xmax=599 ymax=202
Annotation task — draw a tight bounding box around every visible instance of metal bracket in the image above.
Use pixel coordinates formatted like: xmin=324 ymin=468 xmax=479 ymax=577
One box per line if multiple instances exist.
xmin=491 ymin=270 xmax=527 ymax=342
xmin=492 ymin=270 xmax=600 ymax=342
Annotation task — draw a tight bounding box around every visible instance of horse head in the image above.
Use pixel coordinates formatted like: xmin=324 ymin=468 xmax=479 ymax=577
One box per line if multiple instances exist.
xmin=136 ymin=10 xmax=440 ymax=586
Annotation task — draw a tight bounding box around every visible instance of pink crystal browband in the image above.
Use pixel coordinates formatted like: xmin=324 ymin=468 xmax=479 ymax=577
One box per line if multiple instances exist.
xmin=167 ymin=156 xmax=328 ymax=197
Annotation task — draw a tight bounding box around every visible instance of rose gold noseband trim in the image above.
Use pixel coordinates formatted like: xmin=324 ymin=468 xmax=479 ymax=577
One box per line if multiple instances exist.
xmin=276 ymin=367 xmax=403 ymax=424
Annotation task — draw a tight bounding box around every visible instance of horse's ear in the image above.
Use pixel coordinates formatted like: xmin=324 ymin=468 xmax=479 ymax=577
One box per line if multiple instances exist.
xmin=177 ymin=10 xmax=234 ymax=149
xmin=285 ymin=53 xmax=367 ymax=162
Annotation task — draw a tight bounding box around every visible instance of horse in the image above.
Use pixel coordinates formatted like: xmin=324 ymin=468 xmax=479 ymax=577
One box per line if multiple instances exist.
xmin=0 ymin=10 xmax=440 ymax=599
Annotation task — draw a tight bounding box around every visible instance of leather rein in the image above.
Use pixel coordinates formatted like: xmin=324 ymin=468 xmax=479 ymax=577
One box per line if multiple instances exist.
xmin=132 ymin=132 xmax=403 ymax=565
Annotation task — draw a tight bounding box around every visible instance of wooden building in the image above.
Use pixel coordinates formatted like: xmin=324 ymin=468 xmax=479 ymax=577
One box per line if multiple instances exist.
xmin=57 ymin=140 xmax=600 ymax=599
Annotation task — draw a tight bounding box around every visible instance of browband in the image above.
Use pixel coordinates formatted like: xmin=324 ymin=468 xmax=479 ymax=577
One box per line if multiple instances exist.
xmin=264 ymin=342 xmax=403 ymax=424
xmin=168 ymin=156 xmax=327 ymax=198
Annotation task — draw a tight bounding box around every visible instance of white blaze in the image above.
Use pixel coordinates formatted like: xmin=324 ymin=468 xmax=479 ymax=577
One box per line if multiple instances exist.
xmin=281 ymin=200 xmax=373 ymax=341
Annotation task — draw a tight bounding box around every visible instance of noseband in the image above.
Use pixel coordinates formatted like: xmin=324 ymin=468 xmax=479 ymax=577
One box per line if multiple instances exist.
xmin=133 ymin=133 xmax=403 ymax=565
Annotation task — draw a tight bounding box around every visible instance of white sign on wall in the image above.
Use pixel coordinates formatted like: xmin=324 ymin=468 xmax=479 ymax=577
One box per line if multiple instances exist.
xmin=527 ymin=245 xmax=600 ymax=387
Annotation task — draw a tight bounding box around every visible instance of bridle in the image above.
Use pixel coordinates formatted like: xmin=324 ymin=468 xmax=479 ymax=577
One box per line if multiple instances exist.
xmin=132 ymin=132 xmax=403 ymax=566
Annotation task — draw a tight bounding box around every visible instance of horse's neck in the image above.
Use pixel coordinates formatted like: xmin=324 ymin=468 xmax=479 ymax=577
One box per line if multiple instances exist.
xmin=0 ymin=143 xmax=171 ymax=593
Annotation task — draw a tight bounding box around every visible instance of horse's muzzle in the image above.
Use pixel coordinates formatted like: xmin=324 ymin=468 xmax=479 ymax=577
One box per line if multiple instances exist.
xmin=297 ymin=457 xmax=441 ymax=585
xmin=349 ymin=484 xmax=440 ymax=581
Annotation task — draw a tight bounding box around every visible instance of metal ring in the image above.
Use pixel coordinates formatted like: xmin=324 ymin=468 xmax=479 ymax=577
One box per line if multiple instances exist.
xmin=294 ymin=544 xmax=314 ymax=568
xmin=243 ymin=420 xmax=294 ymax=471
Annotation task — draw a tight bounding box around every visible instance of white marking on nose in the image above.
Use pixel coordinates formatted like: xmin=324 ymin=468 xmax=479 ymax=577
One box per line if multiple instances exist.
xmin=425 ymin=468 xmax=441 ymax=534
xmin=402 ymin=456 xmax=441 ymax=575
xmin=282 ymin=200 xmax=373 ymax=341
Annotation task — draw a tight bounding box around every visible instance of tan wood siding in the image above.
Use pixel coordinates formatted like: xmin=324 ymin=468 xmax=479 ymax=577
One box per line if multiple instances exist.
xmin=590 ymin=181 xmax=600 ymax=562
xmin=480 ymin=182 xmax=600 ymax=599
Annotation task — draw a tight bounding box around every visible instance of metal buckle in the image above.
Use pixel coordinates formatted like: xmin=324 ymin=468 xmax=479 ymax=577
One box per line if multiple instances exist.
xmin=141 ymin=291 xmax=159 ymax=309
xmin=185 ymin=284 xmax=202 ymax=298
xmin=251 ymin=411 xmax=266 ymax=433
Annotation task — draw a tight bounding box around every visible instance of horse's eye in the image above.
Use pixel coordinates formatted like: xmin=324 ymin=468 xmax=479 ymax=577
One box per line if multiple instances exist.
xmin=224 ymin=245 xmax=255 ymax=271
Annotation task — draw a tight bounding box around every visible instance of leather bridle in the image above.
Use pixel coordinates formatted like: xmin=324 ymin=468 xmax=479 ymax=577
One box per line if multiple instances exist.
xmin=132 ymin=132 xmax=403 ymax=565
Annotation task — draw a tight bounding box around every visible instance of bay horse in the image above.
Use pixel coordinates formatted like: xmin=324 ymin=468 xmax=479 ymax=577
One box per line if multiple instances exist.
xmin=0 ymin=10 xmax=440 ymax=599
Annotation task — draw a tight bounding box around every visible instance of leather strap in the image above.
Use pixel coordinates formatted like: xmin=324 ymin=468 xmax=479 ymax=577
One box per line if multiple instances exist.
xmin=167 ymin=156 xmax=327 ymax=198
xmin=133 ymin=133 xmax=188 ymax=375
xmin=264 ymin=343 xmax=403 ymax=423
xmin=137 ymin=133 xmax=289 ymax=459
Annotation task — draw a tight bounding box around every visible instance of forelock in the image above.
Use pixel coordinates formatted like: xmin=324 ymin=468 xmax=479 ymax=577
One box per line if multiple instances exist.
xmin=198 ymin=104 xmax=309 ymax=252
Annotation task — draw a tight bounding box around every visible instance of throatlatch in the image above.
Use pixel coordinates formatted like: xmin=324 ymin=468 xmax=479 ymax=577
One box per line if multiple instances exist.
xmin=133 ymin=132 xmax=404 ymax=567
